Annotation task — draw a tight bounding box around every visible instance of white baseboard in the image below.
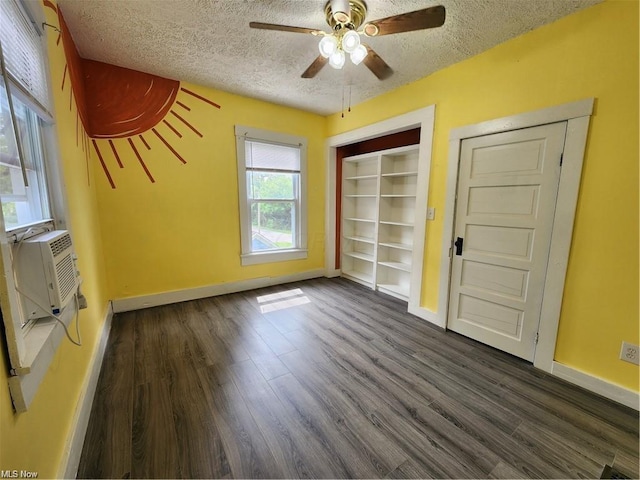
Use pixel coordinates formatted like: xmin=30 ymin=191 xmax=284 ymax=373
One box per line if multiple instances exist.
xmin=408 ymin=303 xmax=444 ymax=328
xmin=112 ymin=269 xmax=326 ymax=313
xmin=58 ymin=302 xmax=114 ymax=479
xmin=551 ymin=361 xmax=639 ymax=411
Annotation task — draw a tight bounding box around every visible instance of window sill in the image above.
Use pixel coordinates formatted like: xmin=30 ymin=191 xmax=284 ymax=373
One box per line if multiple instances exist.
xmin=241 ymin=249 xmax=308 ymax=266
xmin=8 ymin=300 xmax=76 ymax=411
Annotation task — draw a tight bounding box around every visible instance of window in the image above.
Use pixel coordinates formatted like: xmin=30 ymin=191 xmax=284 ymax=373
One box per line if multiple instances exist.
xmin=0 ymin=0 xmax=53 ymax=232
xmin=0 ymin=0 xmax=72 ymax=412
xmin=236 ymin=126 xmax=308 ymax=265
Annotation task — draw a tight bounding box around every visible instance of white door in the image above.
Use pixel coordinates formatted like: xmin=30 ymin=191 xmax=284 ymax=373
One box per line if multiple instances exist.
xmin=447 ymin=122 xmax=566 ymax=361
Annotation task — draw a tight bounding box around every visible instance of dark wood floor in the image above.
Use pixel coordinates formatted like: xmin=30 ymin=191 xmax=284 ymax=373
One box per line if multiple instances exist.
xmin=78 ymin=277 xmax=639 ymax=479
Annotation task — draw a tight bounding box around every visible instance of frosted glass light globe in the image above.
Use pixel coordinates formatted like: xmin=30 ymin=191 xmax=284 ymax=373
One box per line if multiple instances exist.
xmin=318 ymin=36 xmax=338 ymax=58
xmin=329 ymin=50 xmax=346 ymax=69
xmin=341 ymin=30 xmax=360 ymax=54
xmin=350 ymin=44 xmax=368 ymax=65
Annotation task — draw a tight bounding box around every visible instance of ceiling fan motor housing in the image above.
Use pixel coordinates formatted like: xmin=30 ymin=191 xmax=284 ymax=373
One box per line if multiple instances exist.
xmin=324 ymin=0 xmax=368 ymax=31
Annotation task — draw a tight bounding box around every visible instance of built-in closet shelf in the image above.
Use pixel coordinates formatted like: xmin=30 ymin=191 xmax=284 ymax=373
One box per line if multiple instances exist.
xmin=381 ymin=171 xmax=418 ymax=178
xmin=342 ymin=270 xmax=373 ymax=285
xmin=378 ymin=241 xmax=413 ymax=251
xmin=344 ymin=217 xmax=376 ymax=223
xmin=344 ymin=174 xmax=378 ymax=181
xmin=379 ymin=220 xmax=413 ymax=227
xmin=340 ymin=144 xmax=420 ymax=303
xmin=344 ymin=235 xmax=376 ymax=245
xmin=344 ymin=251 xmax=374 ymax=262
xmin=377 ymin=283 xmax=410 ymax=299
xmin=378 ymin=261 xmax=412 ymax=273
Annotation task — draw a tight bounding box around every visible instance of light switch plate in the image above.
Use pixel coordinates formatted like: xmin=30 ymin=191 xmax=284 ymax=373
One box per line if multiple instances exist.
xmin=427 ymin=207 xmax=435 ymax=220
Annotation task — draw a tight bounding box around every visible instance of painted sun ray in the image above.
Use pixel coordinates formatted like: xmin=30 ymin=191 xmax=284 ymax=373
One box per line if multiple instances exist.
xmin=61 ymin=64 xmax=67 ymax=91
xmin=108 ymin=139 xmax=124 ymax=168
xmin=170 ymin=110 xmax=203 ymax=138
xmin=69 ymin=85 xmax=73 ymax=111
xmin=75 ymin=110 xmax=79 ymax=147
xmin=92 ymin=140 xmax=115 ymax=189
xmin=56 ymin=33 xmax=61 ymax=46
xmin=86 ymin=147 xmax=90 ymax=187
xmin=84 ymin=132 xmax=90 ymax=165
xmin=152 ymin=128 xmax=186 ymax=164
xmin=180 ymin=88 xmax=221 ymax=109
xmin=162 ymin=119 xmax=182 ymax=138
xmin=139 ymin=134 xmax=151 ymax=150
xmin=43 ymin=0 xmax=56 ymax=13
xmin=127 ymin=138 xmax=154 ymax=183
xmin=176 ymin=101 xmax=191 ymax=111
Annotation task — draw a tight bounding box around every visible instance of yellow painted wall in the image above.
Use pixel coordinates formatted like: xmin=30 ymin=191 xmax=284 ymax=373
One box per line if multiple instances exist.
xmin=0 ymin=3 xmax=111 ymax=477
xmin=94 ymin=87 xmax=326 ymax=300
xmin=327 ymin=0 xmax=639 ymax=390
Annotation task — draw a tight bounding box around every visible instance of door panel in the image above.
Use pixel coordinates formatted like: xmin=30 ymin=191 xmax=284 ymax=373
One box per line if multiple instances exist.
xmin=448 ymin=122 xmax=566 ymax=361
xmin=464 ymin=225 xmax=534 ymax=260
xmin=467 ymin=185 xmax=540 ymax=217
xmin=460 ymin=260 xmax=529 ymax=300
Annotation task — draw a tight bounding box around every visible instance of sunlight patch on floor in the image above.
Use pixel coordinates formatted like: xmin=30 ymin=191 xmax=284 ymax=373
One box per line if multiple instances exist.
xmin=257 ymin=288 xmax=310 ymax=313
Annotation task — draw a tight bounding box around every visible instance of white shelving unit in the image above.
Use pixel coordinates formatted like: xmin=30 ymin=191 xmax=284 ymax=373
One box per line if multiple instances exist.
xmin=340 ymin=145 xmax=419 ymax=301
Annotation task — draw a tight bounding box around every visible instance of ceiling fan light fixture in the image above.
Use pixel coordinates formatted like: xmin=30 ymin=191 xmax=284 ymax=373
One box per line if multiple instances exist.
xmin=328 ymin=50 xmax=346 ymax=69
xmin=318 ymin=35 xmax=338 ymax=58
xmin=350 ymin=44 xmax=367 ymax=65
xmin=341 ymin=29 xmax=360 ymax=53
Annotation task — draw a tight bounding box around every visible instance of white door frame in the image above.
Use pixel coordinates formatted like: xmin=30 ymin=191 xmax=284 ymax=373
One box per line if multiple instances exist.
xmin=439 ymin=98 xmax=593 ymax=372
xmin=324 ymin=106 xmax=436 ymax=320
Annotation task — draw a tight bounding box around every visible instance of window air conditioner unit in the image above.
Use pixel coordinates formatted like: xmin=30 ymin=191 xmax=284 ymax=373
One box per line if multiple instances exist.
xmin=14 ymin=230 xmax=79 ymax=321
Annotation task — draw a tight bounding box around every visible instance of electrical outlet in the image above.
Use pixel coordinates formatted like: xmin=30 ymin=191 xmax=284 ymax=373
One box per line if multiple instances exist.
xmin=620 ymin=342 xmax=640 ymax=366
xmin=427 ymin=207 xmax=436 ymax=220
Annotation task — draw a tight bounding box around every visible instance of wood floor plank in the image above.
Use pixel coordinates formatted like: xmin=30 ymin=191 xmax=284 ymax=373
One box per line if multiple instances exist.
xmin=511 ymin=420 xmax=608 ymax=478
xmin=425 ymin=399 xmax=567 ymax=478
xmin=251 ymin=352 xmax=290 ymax=380
xmin=612 ymin=446 xmax=640 ymax=478
xmin=131 ymin=379 xmax=181 ymax=478
xmin=270 ymin=372 xmax=401 ymax=478
xmin=133 ymin=307 xmax=172 ymax=385
xmin=165 ymin=346 xmax=230 ymax=478
xmin=369 ymin=406 xmax=486 ymax=479
xmin=79 ymin=277 xmax=639 ymax=479
xmin=196 ymin=365 xmax=286 ymax=479
xmin=487 ymin=461 xmax=528 ymax=479
xmin=385 ymin=458 xmax=436 ymax=479
xmin=77 ymin=313 xmax=135 ymax=479
xmin=203 ymin=306 xmax=251 ymax=364
xmin=229 ymin=359 xmax=349 ymax=478
xmin=279 ymin=351 xmax=411 ymax=472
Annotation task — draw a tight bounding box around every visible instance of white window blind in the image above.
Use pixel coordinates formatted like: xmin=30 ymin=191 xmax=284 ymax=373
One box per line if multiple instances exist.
xmin=0 ymin=0 xmax=50 ymax=111
xmin=245 ymin=140 xmax=301 ymax=172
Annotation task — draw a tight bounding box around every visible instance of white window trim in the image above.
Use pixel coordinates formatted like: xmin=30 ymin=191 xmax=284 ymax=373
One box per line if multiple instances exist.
xmin=235 ymin=125 xmax=308 ymax=266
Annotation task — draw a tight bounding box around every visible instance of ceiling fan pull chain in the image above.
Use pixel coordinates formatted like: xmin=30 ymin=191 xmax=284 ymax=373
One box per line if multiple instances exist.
xmin=348 ymin=84 xmax=352 ymax=112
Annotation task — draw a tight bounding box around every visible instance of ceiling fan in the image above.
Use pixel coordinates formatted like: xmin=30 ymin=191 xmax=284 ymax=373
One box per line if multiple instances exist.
xmin=250 ymin=0 xmax=446 ymax=80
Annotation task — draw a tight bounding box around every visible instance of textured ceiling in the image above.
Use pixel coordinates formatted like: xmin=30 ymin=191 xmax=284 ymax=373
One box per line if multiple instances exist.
xmin=57 ymin=0 xmax=601 ymax=116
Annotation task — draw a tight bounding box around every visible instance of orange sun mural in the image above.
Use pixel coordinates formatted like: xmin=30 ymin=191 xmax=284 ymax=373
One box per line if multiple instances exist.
xmin=43 ymin=0 xmax=221 ymax=188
